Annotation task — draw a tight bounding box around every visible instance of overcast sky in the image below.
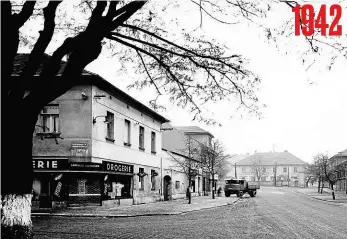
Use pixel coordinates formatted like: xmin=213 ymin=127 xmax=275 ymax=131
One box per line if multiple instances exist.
xmin=85 ymin=1 xmax=347 ymax=163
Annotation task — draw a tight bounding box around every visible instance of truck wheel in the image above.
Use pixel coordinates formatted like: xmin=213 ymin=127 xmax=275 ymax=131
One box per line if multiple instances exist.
xmin=237 ymin=192 xmax=243 ymax=198
xmin=249 ymin=191 xmax=255 ymax=197
xmin=225 ymin=192 xmax=230 ymax=197
xmin=254 ymin=190 xmax=257 ymax=196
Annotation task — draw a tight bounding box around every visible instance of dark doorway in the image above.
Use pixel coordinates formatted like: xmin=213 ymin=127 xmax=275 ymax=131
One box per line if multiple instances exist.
xmin=163 ymin=175 xmax=172 ymax=201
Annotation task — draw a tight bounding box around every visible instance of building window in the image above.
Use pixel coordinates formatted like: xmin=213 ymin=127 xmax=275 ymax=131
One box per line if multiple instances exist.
xmin=283 ymin=167 xmax=287 ymax=173
xmin=242 ymin=167 xmax=246 ymax=172
xmin=40 ymin=105 xmax=60 ymax=133
xmin=124 ymin=119 xmax=131 ymax=146
xmin=139 ymin=168 xmax=144 ymax=190
xmin=261 ymin=176 xmax=267 ymax=181
xmin=175 ymin=181 xmax=180 ymax=189
xmin=263 ymin=167 xmax=266 ymax=173
xmin=106 ymin=111 xmax=114 ymax=141
xmin=151 ymin=170 xmax=156 ymax=190
xmin=294 ymin=167 xmax=298 ymax=173
xmin=270 ymin=176 xmax=274 ymax=181
xmin=151 ymin=131 xmax=156 ymax=154
xmin=139 ymin=126 xmax=145 ymax=150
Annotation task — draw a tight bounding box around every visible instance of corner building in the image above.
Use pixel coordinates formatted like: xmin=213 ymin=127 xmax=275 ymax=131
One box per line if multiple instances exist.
xmin=17 ymin=54 xmax=170 ymax=209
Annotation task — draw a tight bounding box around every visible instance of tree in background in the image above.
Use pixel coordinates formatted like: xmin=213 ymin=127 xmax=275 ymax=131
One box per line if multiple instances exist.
xmin=251 ymin=157 xmax=267 ymax=187
xmin=2 ymin=0 xmax=346 ymax=238
xmin=199 ymin=139 xmax=231 ymax=199
xmin=166 ymin=135 xmax=200 ymax=204
xmin=304 ymin=163 xmax=318 ymax=187
xmin=314 ymin=153 xmax=337 ymax=199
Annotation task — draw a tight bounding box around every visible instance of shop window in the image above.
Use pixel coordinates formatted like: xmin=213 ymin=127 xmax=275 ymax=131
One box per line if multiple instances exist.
xmin=151 ymin=131 xmax=156 ymax=154
xmin=263 ymin=167 xmax=266 ymax=173
xmin=283 ymin=167 xmax=287 ymax=173
xmin=124 ymin=119 xmax=131 ymax=146
xmin=106 ymin=111 xmax=114 ymax=141
xmin=139 ymin=126 xmax=145 ymax=150
xmin=151 ymin=170 xmax=156 ymax=190
xmin=175 ymin=181 xmax=180 ymax=189
xmin=139 ymin=168 xmax=144 ymax=190
xmin=39 ymin=105 xmax=60 ymax=133
xmin=294 ymin=167 xmax=298 ymax=173
xmin=242 ymin=167 xmax=246 ymax=172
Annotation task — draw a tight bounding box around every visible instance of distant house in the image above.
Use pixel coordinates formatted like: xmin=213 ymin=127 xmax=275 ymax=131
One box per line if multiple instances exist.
xmin=329 ymin=149 xmax=347 ymax=193
xmin=225 ymin=154 xmax=251 ymax=179
xmin=233 ymin=151 xmax=307 ymax=187
xmin=161 ymin=124 xmax=215 ymax=198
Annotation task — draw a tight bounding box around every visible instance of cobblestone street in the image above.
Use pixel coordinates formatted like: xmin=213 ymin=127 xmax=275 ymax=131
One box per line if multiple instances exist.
xmin=33 ymin=187 xmax=347 ymax=239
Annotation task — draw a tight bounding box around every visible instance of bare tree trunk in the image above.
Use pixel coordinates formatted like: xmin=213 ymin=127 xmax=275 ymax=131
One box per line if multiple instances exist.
xmin=331 ymin=182 xmax=335 ymax=200
xmin=212 ymin=173 xmax=215 ymax=199
xmin=1 ymin=103 xmax=38 ymax=239
xmin=318 ymin=178 xmax=321 ymax=193
xmin=1 ymin=195 xmax=33 ymax=239
xmin=188 ymin=176 xmax=191 ymax=204
xmin=321 ymin=182 xmax=324 ymax=194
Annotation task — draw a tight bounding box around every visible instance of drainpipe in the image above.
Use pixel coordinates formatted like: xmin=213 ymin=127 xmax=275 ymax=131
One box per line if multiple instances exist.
xmin=160 ymin=157 xmax=163 ymax=196
xmin=288 ymin=166 xmax=290 ymax=187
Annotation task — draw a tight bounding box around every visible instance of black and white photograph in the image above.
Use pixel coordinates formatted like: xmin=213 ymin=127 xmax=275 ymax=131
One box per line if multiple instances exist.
xmin=1 ymin=0 xmax=347 ymax=238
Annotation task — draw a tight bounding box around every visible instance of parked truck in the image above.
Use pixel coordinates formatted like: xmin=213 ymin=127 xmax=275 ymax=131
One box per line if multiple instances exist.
xmin=223 ymin=179 xmax=260 ymax=197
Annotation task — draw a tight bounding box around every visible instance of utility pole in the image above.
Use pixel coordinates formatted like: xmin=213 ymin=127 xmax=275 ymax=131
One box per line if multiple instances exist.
xmin=235 ymin=163 xmax=237 ymax=179
xmin=288 ymin=166 xmax=290 ymax=187
xmin=274 ymin=162 xmax=277 ymax=187
xmin=212 ymin=144 xmax=215 ymax=199
xmin=188 ymin=136 xmax=191 ymax=204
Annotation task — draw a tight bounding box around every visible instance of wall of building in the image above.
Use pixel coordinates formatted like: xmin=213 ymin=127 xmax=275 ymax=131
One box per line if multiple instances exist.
xmin=232 ymin=164 xmax=306 ymax=187
xmin=90 ymin=85 xmax=164 ymax=204
xmin=90 ymin=85 xmax=162 ymax=167
xmin=162 ymin=124 xmax=187 ymax=154
xmin=189 ymin=134 xmax=211 ymax=146
xmin=32 ymin=85 xmax=93 ymax=160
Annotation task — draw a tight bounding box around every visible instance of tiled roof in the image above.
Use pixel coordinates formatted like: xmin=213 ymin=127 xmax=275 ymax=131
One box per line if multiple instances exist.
xmin=228 ymin=154 xmax=250 ymax=164
xmin=236 ymin=151 xmax=307 ymax=166
xmin=332 ymin=149 xmax=347 ymax=158
xmin=176 ymin=126 xmax=214 ymax=138
xmin=12 ymin=53 xmax=94 ymax=76
xmin=13 ymin=53 xmax=170 ymax=123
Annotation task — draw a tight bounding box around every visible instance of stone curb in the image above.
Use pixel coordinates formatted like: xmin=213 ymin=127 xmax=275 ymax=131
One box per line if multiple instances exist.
xmin=295 ymin=190 xmax=347 ymax=207
xmin=32 ymin=198 xmax=240 ymax=218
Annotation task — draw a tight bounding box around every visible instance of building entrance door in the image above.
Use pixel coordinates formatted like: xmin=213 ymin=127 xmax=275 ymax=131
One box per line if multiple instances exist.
xmin=163 ymin=175 xmax=171 ymax=201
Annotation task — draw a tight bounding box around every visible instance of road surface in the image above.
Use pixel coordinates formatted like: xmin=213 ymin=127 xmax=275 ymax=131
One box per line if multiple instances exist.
xmin=33 ymin=187 xmax=347 ymax=239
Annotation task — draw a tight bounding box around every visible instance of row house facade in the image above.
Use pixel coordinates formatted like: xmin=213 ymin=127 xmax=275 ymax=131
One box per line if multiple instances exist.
xmin=329 ymin=149 xmax=347 ymax=193
xmin=228 ymin=151 xmax=307 ymax=187
xmin=17 ymin=54 xmax=171 ymax=209
xmin=161 ymin=124 xmax=216 ymax=199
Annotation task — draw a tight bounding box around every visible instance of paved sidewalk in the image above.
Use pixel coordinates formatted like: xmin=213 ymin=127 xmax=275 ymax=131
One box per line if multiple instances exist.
xmin=297 ymin=187 xmax=347 ymax=206
xmin=32 ymin=196 xmax=240 ymax=218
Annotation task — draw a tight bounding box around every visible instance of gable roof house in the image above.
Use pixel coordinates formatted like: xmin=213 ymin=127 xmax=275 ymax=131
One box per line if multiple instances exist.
xmin=233 ymin=151 xmax=307 ymax=187
xmin=161 ymin=123 xmax=216 ymax=197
